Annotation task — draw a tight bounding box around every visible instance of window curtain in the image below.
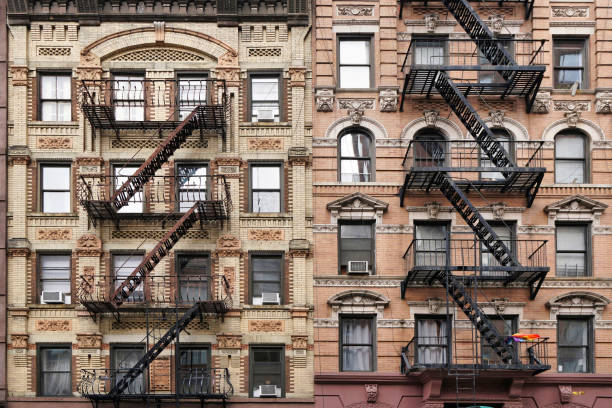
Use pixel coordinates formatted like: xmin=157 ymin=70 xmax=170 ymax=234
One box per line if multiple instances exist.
xmin=342 ymin=319 xmax=372 ymax=371
xmin=417 ymin=319 xmax=447 ymax=364
xmin=41 ymin=349 xmax=71 ymax=395
xmin=115 ymin=348 xmax=144 ymax=394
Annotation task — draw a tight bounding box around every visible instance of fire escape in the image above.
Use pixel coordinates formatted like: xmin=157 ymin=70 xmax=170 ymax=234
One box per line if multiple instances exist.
xmin=76 ymin=78 xmax=234 ymax=406
xmin=398 ymin=0 xmax=550 ymax=395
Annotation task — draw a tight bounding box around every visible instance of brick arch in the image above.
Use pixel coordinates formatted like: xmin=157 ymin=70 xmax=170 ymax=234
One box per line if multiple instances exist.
xmin=541 ymin=117 xmax=605 ymax=146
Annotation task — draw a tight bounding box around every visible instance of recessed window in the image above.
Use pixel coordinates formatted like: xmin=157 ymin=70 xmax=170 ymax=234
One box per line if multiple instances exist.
xmin=250 ymin=346 xmax=284 ymax=397
xmin=340 ymin=316 xmax=375 ymax=371
xmin=112 ymin=345 xmax=145 ymax=394
xmin=481 ymin=129 xmax=513 ymax=180
xmin=41 ymin=164 xmax=71 ymax=213
xmin=339 ymin=130 xmax=373 ymax=182
xmin=250 ymin=254 xmax=282 ymax=305
xmin=481 ymin=222 xmax=515 ymax=276
xmin=482 ymin=316 xmax=517 ymax=365
xmin=38 ymin=345 xmax=71 ymax=396
xmin=113 ymin=74 xmax=145 ymax=121
xmin=113 ymin=254 xmax=145 ymax=302
xmin=413 ymin=38 xmax=446 ymax=66
xmin=250 ymin=75 xmax=280 ymax=122
xmin=555 ymin=130 xmax=587 ymax=184
xmin=479 ymin=38 xmax=514 ymax=83
xmin=177 ymin=254 xmax=210 ymax=302
xmin=553 ymin=38 xmax=588 ymax=89
xmin=114 ymin=165 xmax=143 ymax=213
xmin=177 ymin=164 xmax=208 ymax=212
xmin=338 ymin=38 xmax=372 ymax=88
xmin=250 ymin=164 xmax=282 ymax=213
xmin=178 ymin=75 xmax=208 ymax=120
xmin=40 ymin=74 xmax=71 ymax=121
xmin=416 ymin=316 xmax=448 ymax=365
xmin=556 ymin=224 xmax=589 ymax=277
xmin=414 ymin=223 xmax=448 ymax=268
xmin=413 ymin=131 xmax=446 ymax=168
xmin=177 ymin=345 xmax=210 ymax=395
xmin=558 ymin=317 xmax=592 ymax=373
xmin=39 ymin=254 xmax=71 ymax=304
xmin=339 ymin=221 xmax=374 ymax=274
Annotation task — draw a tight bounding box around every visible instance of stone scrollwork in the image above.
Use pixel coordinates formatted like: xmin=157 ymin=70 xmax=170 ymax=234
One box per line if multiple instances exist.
xmin=379 ymin=88 xmax=398 ymax=112
xmin=337 ymin=6 xmax=374 ymax=16
xmin=595 ymin=92 xmax=612 ymax=114
xmin=11 ymin=66 xmax=28 ymax=86
xmin=217 ymin=334 xmax=242 ymax=349
xmin=316 ymin=88 xmax=335 ymax=112
xmin=532 ymin=92 xmax=551 ymax=113
xmin=552 ymin=6 xmax=588 ymax=17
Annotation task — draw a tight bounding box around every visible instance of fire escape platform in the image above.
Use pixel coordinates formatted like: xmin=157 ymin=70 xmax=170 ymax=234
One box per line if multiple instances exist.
xmin=81 ymin=200 xmax=229 ymax=222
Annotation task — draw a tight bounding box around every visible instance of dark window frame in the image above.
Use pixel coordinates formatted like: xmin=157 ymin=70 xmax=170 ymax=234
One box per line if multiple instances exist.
xmin=111 ymin=71 xmax=146 ymax=121
xmin=248 ymin=162 xmax=284 ymax=213
xmin=337 ymin=35 xmax=375 ymax=89
xmin=38 ymin=71 xmax=72 ymax=122
xmin=175 ymin=71 xmax=211 ymax=121
xmin=337 ymin=127 xmax=375 ymax=183
xmin=39 ymin=162 xmax=72 ymax=213
xmin=554 ymin=130 xmax=589 ymax=184
xmin=37 ymin=251 xmax=72 ymax=304
xmin=174 ymin=162 xmax=210 ymax=212
xmin=248 ymin=251 xmax=284 ymax=305
xmin=411 ymin=35 xmax=450 ymax=67
xmin=111 ymin=251 xmax=146 ymax=301
xmin=339 ymin=314 xmax=376 ymax=372
xmin=481 ymin=315 xmax=518 ymax=365
xmin=110 ymin=343 xmax=147 ymax=394
xmin=557 ymin=315 xmax=594 ymax=373
xmin=478 ymin=36 xmax=515 ymax=83
xmin=553 ymin=37 xmax=589 ymax=89
xmin=111 ymin=162 xmax=145 ymax=213
xmin=175 ymin=252 xmax=212 ymax=302
xmin=413 ymin=129 xmax=447 ymax=168
xmin=555 ymin=223 xmax=591 ymax=277
xmin=338 ymin=220 xmax=376 ymax=275
xmin=37 ymin=343 xmax=72 ymax=396
xmin=413 ymin=221 xmax=451 ymax=269
xmin=176 ymin=343 xmax=211 ymax=395
xmin=248 ymin=71 xmax=282 ymax=123
xmin=414 ymin=314 xmax=452 ymax=365
xmin=249 ymin=345 xmax=285 ymax=398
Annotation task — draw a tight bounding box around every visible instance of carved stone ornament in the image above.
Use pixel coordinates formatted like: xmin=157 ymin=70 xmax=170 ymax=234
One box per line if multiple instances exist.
xmin=11 ymin=66 xmax=28 ymax=86
xmin=11 ymin=334 xmax=29 ymax=349
xmin=338 ymin=99 xmax=375 ymax=110
xmin=552 ymin=6 xmax=588 ymax=17
xmin=425 ymin=201 xmax=440 ymax=219
xmin=595 ymin=91 xmax=612 ymax=114
xmin=248 ymin=229 xmax=284 ymax=241
xmin=81 ymin=266 xmax=95 ymax=294
xmin=546 ymin=291 xmax=610 ymax=320
xmin=489 ymin=14 xmax=504 ymax=33
xmin=365 ymin=384 xmax=378 ymax=403
xmin=77 ymin=334 xmax=102 ymax=349
xmin=37 ymin=137 xmax=72 ymax=149
xmin=489 ymin=110 xmax=505 ymax=127
xmin=327 ymin=192 xmax=389 ymax=213
xmin=289 ymin=67 xmax=306 ymax=87
xmin=337 ymin=6 xmax=374 ymax=16
xmin=76 ymin=67 xmax=102 ymax=81
xmin=216 ymin=234 xmax=241 ymax=256
xmin=424 ymin=14 xmax=439 ymax=32
xmin=379 ymin=89 xmax=398 ymax=112
xmin=36 ymin=320 xmax=72 ymax=331
xmin=559 ymin=385 xmax=573 ymax=403
xmin=491 ymin=202 xmax=507 ymax=219
xmin=217 ymin=334 xmax=242 ymax=349
xmin=492 ymin=297 xmax=508 ymax=312
xmin=248 ymin=138 xmax=283 ymax=150
xmin=349 ymin=109 xmax=364 ymax=125
xmin=554 ymin=101 xmax=590 ymax=112
xmin=544 ymin=195 xmax=607 ymax=223
xmin=248 ymin=320 xmax=284 ymax=332
xmin=37 ymin=229 xmax=72 ymax=240
xmin=565 ymin=109 xmax=581 ymax=127
xmin=80 ymin=52 xmax=100 ymax=67
xmin=423 ymin=109 xmax=440 ymax=127
xmin=532 ymin=92 xmax=551 ymax=113
xmin=76 ymin=234 xmax=102 ymax=256
xmin=215 ymin=68 xmax=240 ymax=84
xmin=292 ymin=335 xmax=308 ymax=350
xmin=218 ymin=52 xmax=239 ymax=67
xmin=427 ymin=297 xmax=442 ymax=313
xmin=316 ymin=88 xmax=335 ymax=112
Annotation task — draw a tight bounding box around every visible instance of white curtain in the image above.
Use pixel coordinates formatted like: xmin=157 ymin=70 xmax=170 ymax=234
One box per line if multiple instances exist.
xmin=41 ymin=348 xmax=71 ymax=395
xmin=342 ymin=319 xmax=372 ymax=371
xmin=115 ymin=348 xmax=144 ymax=394
xmin=417 ymin=319 xmax=447 ymax=364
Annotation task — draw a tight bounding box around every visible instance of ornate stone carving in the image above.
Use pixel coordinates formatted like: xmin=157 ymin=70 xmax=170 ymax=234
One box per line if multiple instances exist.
xmin=349 ymin=109 xmax=364 ymax=125
xmin=424 ymin=14 xmax=439 ymax=32
xmin=489 ymin=14 xmax=504 ymax=33
xmin=545 ymin=195 xmax=608 ymax=223
xmin=492 ymin=298 xmax=508 ymax=312
xmin=565 ymin=109 xmax=581 ymax=127
xmin=248 ymin=229 xmax=284 ymax=241
xmin=80 ymin=52 xmax=100 ymax=67
xmin=217 ymin=334 xmax=242 ymax=349
xmin=11 ymin=334 xmax=29 ymax=348
xmin=292 ymin=335 xmax=308 ymax=349
xmin=327 ymin=192 xmax=389 ymax=213
xmin=338 ymin=99 xmax=375 ymax=110
xmin=81 ymin=266 xmax=95 ymax=294
xmin=489 ymin=110 xmax=505 ymax=127
xmin=554 ymin=101 xmax=590 ymax=112
xmin=595 ymin=92 xmax=612 ymax=113
xmin=215 ymin=68 xmax=240 ymax=83
xmin=491 ymin=202 xmax=507 ymax=219
xmin=288 ymin=146 xmax=311 ymax=166
xmin=427 ymin=297 xmax=442 ymax=313
xmin=223 ymin=267 xmax=234 ymax=294
xmin=248 ymin=320 xmax=284 ymax=332
xmin=337 ymin=6 xmax=374 ymax=16
xmin=36 ymin=320 xmax=72 ymax=331
xmin=216 ymin=234 xmax=241 ymax=256
xmin=76 ymin=234 xmax=102 ymax=256
xmin=379 ymin=89 xmax=398 ymax=112
xmin=423 ymin=110 xmax=440 ymax=127
xmin=248 ymin=138 xmax=283 ymax=150
xmin=76 ymin=67 xmax=102 ymax=81
xmin=559 ymin=385 xmax=573 ymax=403
xmin=11 ymin=66 xmax=28 ymax=86
xmin=289 ymin=67 xmax=306 ymax=87
xmin=316 ymin=88 xmax=335 ymax=112
xmin=37 ymin=137 xmax=72 ymax=149
xmin=37 ymin=229 xmax=72 ymax=240
xmin=77 ymin=334 xmax=102 ymax=349
xmin=425 ymin=201 xmax=440 ymax=219
xmin=552 ymin=6 xmax=588 ymax=17
xmin=546 ymin=291 xmax=610 ymax=319
xmin=365 ymin=384 xmax=378 ymax=403
xmin=532 ymin=92 xmax=551 ymax=113
xmin=218 ymin=51 xmax=239 ymax=67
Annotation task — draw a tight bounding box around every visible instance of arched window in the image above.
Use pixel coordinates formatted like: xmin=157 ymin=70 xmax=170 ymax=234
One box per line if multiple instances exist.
xmin=339 ymin=129 xmax=373 ymax=182
xmin=481 ymin=128 xmax=513 ymax=181
xmin=555 ymin=130 xmax=587 ymax=184
xmin=413 ymin=129 xmax=446 ymax=168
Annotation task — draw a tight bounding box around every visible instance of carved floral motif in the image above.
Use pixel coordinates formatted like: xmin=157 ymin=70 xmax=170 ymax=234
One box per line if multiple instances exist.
xmin=11 ymin=66 xmax=28 ymax=86
xmin=76 ymin=234 xmax=102 ymax=256
xmin=37 ymin=229 xmax=72 ymax=240
xmin=11 ymin=334 xmax=29 ymax=348
xmin=248 ymin=229 xmax=284 ymax=241
xmin=36 ymin=320 xmax=72 ymax=331
xmin=77 ymin=334 xmax=102 ymax=349
xmin=248 ymin=138 xmax=283 ymax=151
xmin=216 ymin=234 xmax=241 ymax=256
xmin=217 ymin=334 xmax=242 ymax=349
xmin=289 ymin=67 xmax=306 ymax=87
xmin=595 ymin=92 xmax=612 ymax=114
xmin=218 ymin=52 xmax=239 ymax=67
xmin=532 ymin=92 xmax=551 ymax=113
xmin=292 ymin=335 xmax=308 ymax=349
xmin=338 ymin=99 xmax=375 ymax=110
xmin=337 ymin=6 xmax=374 ymax=16
xmin=554 ymin=101 xmax=590 ymax=112
xmin=249 ymin=320 xmax=284 ymax=332
xmin=37 ymin=137 xmax=72 ymax=149
xmin=215 ymin=68 xmax=240 ymax=83
xmin=552 ymin=6 xmax=588 ymax=17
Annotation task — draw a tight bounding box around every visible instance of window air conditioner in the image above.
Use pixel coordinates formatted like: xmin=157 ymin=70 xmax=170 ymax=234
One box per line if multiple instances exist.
xmin=256 ymin=109 xmax=275 ymax=122
xmin=41 ymin=291 xmax=66 ymax=304
xmin=261 ymin=292 xmax=281 ymax=305
xmin=348 ymin=261 xmax=369 ymax=274
xmin=255 ymin=384 xmax=281 ymax=397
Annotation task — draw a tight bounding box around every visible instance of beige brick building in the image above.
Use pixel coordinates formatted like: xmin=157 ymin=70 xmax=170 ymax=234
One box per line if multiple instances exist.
xmin=3 ymin=1 xmax=313 ymax=407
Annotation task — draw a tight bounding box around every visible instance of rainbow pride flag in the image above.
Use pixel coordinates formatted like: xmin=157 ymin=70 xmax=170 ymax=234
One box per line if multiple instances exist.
xmin=508 ymin=333 xmax=540 ymax=342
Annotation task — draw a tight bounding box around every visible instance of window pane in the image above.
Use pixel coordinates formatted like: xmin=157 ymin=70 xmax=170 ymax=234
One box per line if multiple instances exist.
xmin=57 ymin=102 xmax=71 ymax=121
xmin=415 ymin=225 xmax=446 ymax=241
xmin=342 ymin=346 xmax=372 ymax=371
xmin=556 ymin=161 xmax=584 ymax=184
xmin=114 ymin=255 xmax=144 ymax=300
xmin=559 ymin=319 xmax=588 ymax=345
xmin=557 ymin=226 xmax=586 ymax=251
xmin=41 ymin=347 xmax=71 ymax=396
xmin=42 ymin=166 xmax=70 ymax=190
xmin=41 ymin=76 xmax=57 ymax=99
xmin=253 ymin=282 xmax=281 ymax=296
xmin=114 ymin=166 xmax=143 ymax=213
xmin=342 ymin=318 xmax=372 ymax=344
xmin=252 ymin=192 xmax=281 ymax=212
xmin=43 ymin=192 xmax=70 ymax=213
xmin=558 ymin=347 xmax=588 ymax=373
xmin=339 ymin=66 xmax=370 ymax=88
xmin=251 ymin=102 xmax=280 ymax=122
xmin=252 ymin=166 xmax=280 ymax=189
xmin=179 ymin=256 xmax=209 ymax=275
xmin=253 ymin=349 xmax=281 ymax=363
xmin=56 ymin=76 xmax=71 ymax=99
xmin=41 ymin=102 xmax=57 ymax=121
xmin=340 ymin=133 xmax=371 ymax=158
xmin=252 ymin=77 xmax=279 ymax=101
xmin=414 ymin=42 xmax=445 ymax=65
xmin=339 ymin=40 xmax=370 ymax=65
xmin=252 ymin=257 xmax=282 ymax=272
xmin=556 ymin=134 xmax=585 ymax=159
xmin=40 ymin=255 xmax=70 ymax=279
xmin=113 ymin=347 xmax=145 ymax=394
xmin=341 ymin=224 xmax=372 ymax=239
xmin=179 ymin=78 xmax=207 ymax=104
xmin=557 ymin=253 xmax=586 ymax=276
xmin=555 ymin=42 xmax=584 ymax=67
xmin=557 ymin=69 xmax=583 ymax=87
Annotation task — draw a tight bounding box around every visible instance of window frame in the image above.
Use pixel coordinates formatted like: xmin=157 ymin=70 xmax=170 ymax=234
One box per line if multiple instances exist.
xmin=111 ymin=251 xmax=146 ymax=302
xmin=37 ymin=343 xmax=72 ymax=397
xmin=175 ymin=162 xmax=210 ymax=212
xmin=38 ymin=71 xmax=72 ymax=122
xmin=337 ymin=127 xmax=375 ymax=183
xmin=248 ymin=162 xmax=284 ymax=213
xmin=249 ymin=251 xmax=284 ymax=305
xmin=175 ymin=252 xmax=212 ymax=302
xmin=248 ymin=71 xmax=282 ymax=123
xmin=111 ymin=72 xmax=146 ymax=122
xmin=554 ymin=130 xmax=588 ymax=184
xmin=175 ymin=71 xmax=210 ymax=121
xmin=110 ymin=343 xmax=147 ymax=394
xmin=555 ymin=223 xmax=591 ymax=277
xmin=413 ymin=129 xmax=447 ymax=168
xmin=553 ymin=37 xmax=589 ymax=90
xmin=112 ymin=162 xmax=145 ymax=213
xmin=249 ymin=345 xmax=285 ymax=397
xmin=480 ymin=221 xmax=516 ymax=274
xmin=478 ymin=128 xmax=515 ymax=181
xmin=339 ymin=314 xmax=376 ymax=372
xmin=39 ymin=162 xmax=72 ymax=213
xmin=413 ymin=221 xmax=450 ymax=269
xmin=337 ymin=220 xmax=376 ymax=275
xmin=411 ymin=35 xmax=449 ymax=67
xmin=478 ymin=36 xmax=515 ymax=83
xmin=414 ymin=314 xmax=452 ymax=366
xmin=37 ymin=252 xmax=72 ymax=304
xmin=175 ymin=343 xmax=211 ymax=395
xmin=557 ymin=316 xmax=594 ymax=373
xmin=337 ymin=35 xmax=375 ymax=89
xmin=481 ymin=315 xmax=518 ymax=365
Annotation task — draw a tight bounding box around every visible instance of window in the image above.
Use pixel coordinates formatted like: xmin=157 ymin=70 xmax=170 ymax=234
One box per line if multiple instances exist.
xmin=416 ymin=316 xmax=448 ymax=365
xmin=178 ymin=74 xmax=208 ymax=120
xmin=250 ymin=75 xmax=280 ymax=122
xmin=41 ymin=164 xmax=71 ymax=213
xmin=414 ymin=223 xmax=448 ymax=268
xmin=481 ymin=222 xmax=515 ymax=276
xmin=558 ymin=317 xmax=592 ymax=373
xmin=39 ymin=254 xmax=71 ymax=304
xmin=413 ymin=130 xmax=446 ymax=168
xmin=340 ymin=316 xmax=375 ymax=371
xmin=40 ymin=74 xmax=71 ymax=121
xmin=481 ymin=129 xmax=513 ymax=180
xmin=556 ymin=224 xmax=589 ymax=277
xmin=38 ymin=345 xmax=71 ymax=396
xmin=482 ymin=316 xmax=517 ymax=365
xmin=177 ymin=254 xmax=210 ymax=302
xmin=555 ymin=130 xmax=587 ymax=184
xmin=112 ymin=345 xmax=145 ymax=394
xmin=177 ymin=345 xmax=210 ymax=395
xmin=250 ymin=164 xmax=282 ymax=213
xmin=339 ymin=129 xmax=373 ymax=182
xmin=114 ymin=165 xmax=143 ymax=213
xmin=250 ymin=346 xmax=284 ymax=397
xmin=413 ymin=37 xmax=446 ymax=66
xmin=113 ymin=74 xmax=145 ymax=121
xmin=113 ymin=254 xmax=145 ymax=302
xmin=339 ymin=221 xmax=374 ymax=274
xmin=554 ymin=38 xmax=588 ymax=89
xmin=176 ymin=164 xmax=208 ymax=212
xmin=479 ymin=37 xmax=514 ymax=83
xmin=338 ymin=38 xmax=372 ymax=88
xmin=250 ymin=254 xmax=283 ymax=305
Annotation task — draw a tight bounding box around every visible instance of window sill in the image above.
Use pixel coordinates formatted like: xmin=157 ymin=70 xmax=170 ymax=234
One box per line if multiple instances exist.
xmin=243 ymin=304 xmax=291 ymax=309
xmin=240 ymin=122 xmax=291 ymax=127
xmin=551 ymin=88 xmax=594 ymax=95
xmin=29 ymin=212 xmax=79 ymax=218
xmin=242 ymin=212 xmax=291 ymax=218
xmin=29 ymin=304 xmax=76 ymax=309
xmin=29 ymin=121 xmax=79 ymax=127
xmin=336 ymin=88 xmax=378 ymax=93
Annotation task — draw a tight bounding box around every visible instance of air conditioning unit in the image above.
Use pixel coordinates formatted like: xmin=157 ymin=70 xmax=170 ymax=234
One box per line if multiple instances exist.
xmin=255 ymin=109 xmax=275 ymax=122
xmin=261 ymin=292 xmax=280 ymax=305
xmin=255 ymin=384 xmax=281 ymax=398
xmin=348 ymin=261 xmax=369 ymax=274
xmin=41 ymin=291 xmax=66 ymax=304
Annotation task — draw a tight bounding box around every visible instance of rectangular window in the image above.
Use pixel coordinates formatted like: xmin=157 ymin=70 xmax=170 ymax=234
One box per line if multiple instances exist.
xmin=177 ymin=345 xmax=210 ymax=395
xmin=480 ymin=130 xmax=513 ymax=181
xmin=250 ymin=346 xmax=284 ymax=397
xmin=113 ymin=74 xmax=145 ymax=121
xmin=555 ymin=132 xmax=586 ymax=184
xmin=38 ymin=345 xmax=71 ymax=396
xmin=558 ymin=317 xmax=592 ymax=373
xmin=413 ymin=38 xmax=446 ymax=66
xmin=114 ymin=165 xmax=143 ymax=213
xmin=112 ymin=345 xmax=146 ymax=394
xmin=113 ymin=254 xmax=145 ymax=302
xmin=250 ymin=254 xmax=282 ymax=305
xmin=250 ymin=75 xmax=280 ymax=122
xmin=340 ymin=316 xmax=375 ymax=371
xmin=41 ymin=164 xmax=71 ymax=213
xmin=338 ymin=38 xmax=372 ymax=88
xmin=414 ymin=223 xmax=448 ymax=268
xmin=40 ymin=74 xmax=71 ymax=121
xmin=177 ymin=254 xmax=210 ymax=302
xmin=250 ymin=164 xmax=282 ymax=213
xmin=482 ymin=316 xmax=517 ymax=365
xmin=556 ymin=224 xmax=589 ymax=277
xmin=178 ymin=74 xmax=208 ymax=120
xmin=481 ymin=222 xmax=515 ymax=276
xmin=176 ymin=164 xmax=208 ymax=212
xmin=554 ymin=38 xmax=588 ymax=89
xmin=479 ymin=38 xmax=514 ymax=83
xmin=416 ymin=316 xmax=448 ymax=365
xmin=39 ymin=254 xmax=71 ymax=304
xmin=339 ymin=221 xmax=374 ymax=274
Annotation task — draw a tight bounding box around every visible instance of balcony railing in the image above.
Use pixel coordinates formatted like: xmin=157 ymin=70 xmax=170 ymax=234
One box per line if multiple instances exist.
xmin=400 ymin=335 xmax=550 ymax=373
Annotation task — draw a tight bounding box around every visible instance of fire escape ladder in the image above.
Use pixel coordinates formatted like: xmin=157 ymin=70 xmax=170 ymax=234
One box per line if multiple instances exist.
xmin=108 ymin=302 xmax=204 ymax=398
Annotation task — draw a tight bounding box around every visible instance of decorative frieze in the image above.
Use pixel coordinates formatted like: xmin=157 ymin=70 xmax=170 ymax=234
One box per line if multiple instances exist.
xmin=75 ymin=234 xmax=102 ymax=256
xmin=10 ymin=66 xmax=28 ymax=86
xmin=11 ymin=334 xmax=29 ymax=349
xmin=315 ymin=88 xmax=335 ymax=112
xmin=532 ymin=92 xmax=551 ymax=113
xmin=217 ymin=334 xmax=242 ymax=349
xmin=291 ymin=335 xmax=308 ymax=349
xmin=338 ymin=99 xmax=375 ymax=111
xmin=216 ymin=234 xmax=242 ymax=257
xmin=247 ymin=229 xmax=284 ymax=241
xmin=248 ymin=320 xmax=284 ymax=332
xmin=595 ymin=92 xmax=612 ymax=114
xmin=337 ymin=6 xmax=374 ymax=16
xmin=36 ymin=228 xmax=72 ymax=240
xmin=35 ymin=320 xmax=72 ymax=331
xmin=289 ymin=67 xmax=306 ymax=87
xmin=553 ymin=101 xmax=590 ymax=112
xmin=77 ymin=334 xmax=102 ymax=349
xmin=314 ymin=278 xmax=403 ymax=287
xmin=247 ymin=138 xmax=283 ymax=151
xmin=552 ymin=6 xmax=589 ymax=17
xmin=36 ymin=137 xmax=72 ymax=149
